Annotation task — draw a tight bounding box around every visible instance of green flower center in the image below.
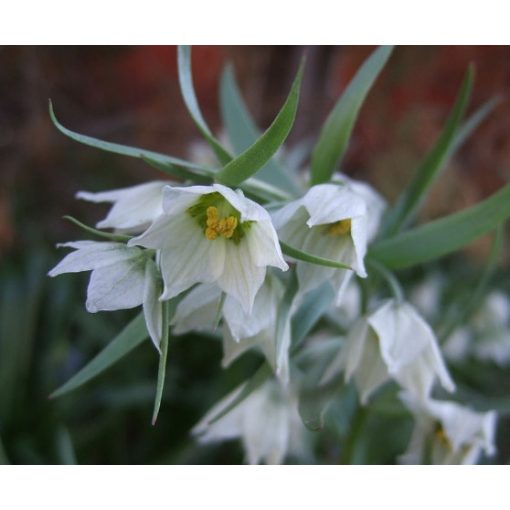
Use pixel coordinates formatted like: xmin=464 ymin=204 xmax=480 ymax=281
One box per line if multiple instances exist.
xmin=187 ymin=192 xmax=253 ymax=244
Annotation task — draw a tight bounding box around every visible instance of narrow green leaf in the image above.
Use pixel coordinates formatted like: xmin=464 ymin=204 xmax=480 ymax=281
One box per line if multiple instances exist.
xmin=220 ymin=64 xmax=301 ymax=194
xmin=50 ymin=313 xmax=148 ymax=398
xmin=215 ymin=60 xmax=305 ymax=187
xmin=141 ymin=155 xmax=214 ymax=184
xmin=310 ymin=46 xmax=393 ymax=185
xmin=207 ymin=363 xmax=272 ymax=425
xmin=281 ymin=241 xmax=353 ymax=270
xmin=63 ymin=216 xmax=132 ymax=242
xmin=152 ymin=302 xmax=170 ymax=425
xmin=49 ymin=100 xmax=211 ymax=173
xmin=275 ymin=271 xmax=298 ymax=368
xmin=177 ymin=46 xmax=232 ymax=165
xmin=56 ymin=427 xmax=77 ymax=465
xmin=439 ymin=225 xmax=504 ymax=342
xmin=369 ymin=181 xmax=510 ymax=269
xmin=291 ymin=282 xmax=335 ymax=352
xmin=384 ymin=66 xmax=474 ymax=235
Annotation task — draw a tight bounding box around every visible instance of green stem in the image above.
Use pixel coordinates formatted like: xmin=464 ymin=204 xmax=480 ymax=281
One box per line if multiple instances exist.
xmin=342 ymin=404 xmax=368 ymax=464
xmin=368 ymin=259 xmax=404 ymax=303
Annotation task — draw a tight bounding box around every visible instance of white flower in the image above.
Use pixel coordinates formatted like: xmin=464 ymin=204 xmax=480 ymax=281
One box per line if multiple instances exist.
xmin=48 ymin=241 xmax=163 ymax=351
xmin=172 ymin=275 xmax=291 ymax=383
xmin=322 ymin=299 xmax=455 ymax=403
xmin=443 ymin=291 xmax=510 ymax=365
xmin=77 ymin=181 xmax=170 ymax=234
xmin=400 ymin=393 xmax=497 ymax=465
xmin=193 ymin=379 xmax=307 ymax=464
xmin=128 ymin=184 xmax=288 ymax=313
xmin=273 ymin=179 xmax=385 ymax=305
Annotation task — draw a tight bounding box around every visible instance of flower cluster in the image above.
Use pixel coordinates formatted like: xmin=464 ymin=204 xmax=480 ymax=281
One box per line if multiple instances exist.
xmin=48 ymin=45 xmax=504 ymax=465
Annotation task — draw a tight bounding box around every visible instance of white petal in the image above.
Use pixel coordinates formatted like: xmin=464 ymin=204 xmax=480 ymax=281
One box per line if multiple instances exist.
xmin=172 ymin=283 xmax=222 ymax=335
xmin=130 ymin=213 xmax=226 ymax=300
xmin=85 ymin=257 xmax=145 ymax=312
xmin=216 ymin=239 xmax=265 ymax=314
xmin=271 ymin=199 xmax=306 ymax=232
xmin=48 ymin=241 xmax=143 ymax=277
xmin=246 ymin=221 xmax=288 ymax=271
xmin=302 ymin=184 xmax=367 ymax=227
xmin=213 ymin=184 xmax=270 ymax=222
xmin=143 ymin=259 xmax=163 ymax=352
xmin=78 ymin=181 xmax=169 ymax=232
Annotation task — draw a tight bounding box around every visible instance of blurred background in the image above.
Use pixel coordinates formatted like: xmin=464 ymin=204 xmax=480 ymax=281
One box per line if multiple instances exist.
xmin=1 ymin=46 xmax=510 ymax=464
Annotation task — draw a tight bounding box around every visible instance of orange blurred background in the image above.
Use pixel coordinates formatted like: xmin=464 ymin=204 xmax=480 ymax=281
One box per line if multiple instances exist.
xmin=1 ymin=46 xmax=510 ymax=260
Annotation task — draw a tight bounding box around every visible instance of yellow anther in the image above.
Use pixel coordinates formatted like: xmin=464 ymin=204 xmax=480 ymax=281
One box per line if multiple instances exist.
xmin=434 ymin=426 xmax=451 ymax=450
xmin=328 ymin=219 xmax=352 ymax=236
xmin=206 ymin=206 xmax=219 ymax=228
xmin=205 ymin=227 xmax=218 ymax=240
xmin=221 ymin=216 xmax=238 ymax=238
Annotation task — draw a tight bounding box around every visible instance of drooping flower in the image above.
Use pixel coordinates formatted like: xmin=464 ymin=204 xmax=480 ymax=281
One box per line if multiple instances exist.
xmin=77 ymin=180 xmax=170 ymax=234
xmin=128 ymin=184 xmax=288 ymax=313
xmin=172 ymin=274 xmax=291 ymax=383
xmin=48 ymin=241 xmax=163 ymax=351
xmin=272 ymin=178 xmax=385 ymax=305
xmin=193 ymin=379 xmax=307 ymax=464
xmin=322 ymin=299 xmax=455 ymax=403
xmin=400 ymin=393 xmax=497 ymax=465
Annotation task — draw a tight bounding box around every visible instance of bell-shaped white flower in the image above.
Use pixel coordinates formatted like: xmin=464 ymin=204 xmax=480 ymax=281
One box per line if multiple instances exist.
xmin=128 ymin=184 xmax=288 ymax=313
xmin=273 ymin=179 xmax=385 ymax=305
xmin=172 ymin=275 xmax=291 ymax=383
xmin=77 ymin=180 xmax=170 ymax=234
xmin=48 ymin=241 xmax=163 ymax=351
xmin=193 ymin=379 xmax=307 ymax=464
xmin=400 ymin=393 xmax=497 ymax=465
xmin=322 ymin=299 xmax=455 ymax=403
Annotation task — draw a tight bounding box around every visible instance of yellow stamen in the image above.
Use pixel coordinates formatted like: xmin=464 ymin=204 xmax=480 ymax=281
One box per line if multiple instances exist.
xmin=434 ymin=426 xmax=451 ymax=449
xmin=328 ymin=219 xmax=352 ymax=236
xmin=204 ymin=207 xmax=239 ymax=240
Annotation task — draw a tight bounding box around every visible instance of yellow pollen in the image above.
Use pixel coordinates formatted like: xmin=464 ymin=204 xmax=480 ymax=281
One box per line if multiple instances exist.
xmin=328 ymin=219 xmax=352 ymax=236
xmin=434 ymin=426 xmax=451 ymax=449
xmin=204 ymin=206 xmax=238 ymax=240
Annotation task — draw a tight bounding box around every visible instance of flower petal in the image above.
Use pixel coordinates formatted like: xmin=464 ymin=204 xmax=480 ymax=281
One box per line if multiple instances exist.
xmin=143 ymin=258 xmax=163 ymax=352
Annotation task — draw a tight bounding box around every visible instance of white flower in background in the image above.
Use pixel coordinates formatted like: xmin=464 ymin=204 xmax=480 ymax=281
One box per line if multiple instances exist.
xmin=77 ymin=181 xmax=170 ymax=234
xmin=128 ymin=184 xmax=288 ymax=313
xmin=273 ymin=179 xmax=385 ymax=305
xmin=400 ymin=393 xmax=497 ymax=465
xmin=48 ymin=241 xmax=163 ymax=351
xmin=409 ymin=273 xmax=444 ymax=321
xmin=322 ymin=299 xmax=455 ymax=403
xmin=193 ymin=379 xmax=307 ymax=464
xmin=443 ymin=291 xmax=510 ymax=365
xmin=172 ymin=275 xmax=291 ymax=383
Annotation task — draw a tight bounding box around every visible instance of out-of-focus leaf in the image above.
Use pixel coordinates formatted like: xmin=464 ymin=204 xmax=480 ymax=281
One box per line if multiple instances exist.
xmin=220 ymin=65 xmax=301 ymax=194
xmin=178 ymin=46 xmax=232 ymax=165
xmin=49 ymin=100 xmax=211 ymax=173
xmin=281 ymin=241 xmax=353 ymax=270
xmin=369 ymin=181 xmax=510 ymax=269
xmin=56 ymin=427 xmax=77 ymax=465
xmin=206 ymin=363 xmax=272 ymax=425
xmin=50 ymin=313 xmax=148 ymax=398
xmin=310 ymin=46 xmax=393 ymax=185
xmin=384 ymin=66 xmax=474 ymax=235
xmin=63 ymin=216 xmax=132 ymax=242
xmin=0 ymin=434 xmax=9 ymax=464
xmin=215 ymin=60 xmax=304 ymax=187
xmin=291 ymin=282 xmax=335 ymax=352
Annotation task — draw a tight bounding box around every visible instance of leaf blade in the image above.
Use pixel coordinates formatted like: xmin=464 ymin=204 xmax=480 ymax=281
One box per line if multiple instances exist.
xmin=215 ymin=60 xmax=304 ymax=187
xmin=310 ymin=46 xmax=393 ymax=185
xmin=178 ymin=45 xmax=232 ymax=165
xmin=220 ymin=64 xmax=301 ymax=194
xmin=384 ymin=66 xmax=474 ymax=235
xmin=50 ymin=313 xmax=148 ymax=398
xmin=369 ymin=181 xmax=510 ymax=269
xmin=281 ymin=241 xmax=353 ymax=270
